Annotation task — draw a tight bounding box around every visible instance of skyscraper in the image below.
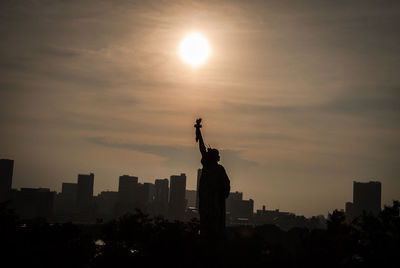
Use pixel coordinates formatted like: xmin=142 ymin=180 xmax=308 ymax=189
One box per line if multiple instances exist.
xmin=55 ymin=182 xmax=78 ymax=215
xmin=143 ymin=182 xmax=155 ymax=203
xmin=77 ymin=173 xmax=94 ymax=212
xmin=96 ymin=191 xmax=118 ymax=219
xmin=116 ymin=175 xmax=139 ymax=216
xmin=62 ymin=182 xmax=78 ymax=202
xmin=353 ymin=181 xmax=381 ymax=216
xmin=118 ymin=175 xmax=138 ymax=203
xmin=154 ymin=178 xmax=169 ymax=216
xmin=185 ymin=190 xmax=197 ymax=208
xmin=169 ymin=173 xmax=186 ymax=221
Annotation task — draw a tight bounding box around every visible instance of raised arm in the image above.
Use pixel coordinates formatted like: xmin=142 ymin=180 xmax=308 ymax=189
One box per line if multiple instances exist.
xmin=195 ymin=118 xmax=206 ymax=157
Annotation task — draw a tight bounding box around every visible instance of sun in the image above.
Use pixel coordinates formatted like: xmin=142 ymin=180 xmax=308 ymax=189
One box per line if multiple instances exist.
xmin=179 ymin=32 xmax=211 ymax=67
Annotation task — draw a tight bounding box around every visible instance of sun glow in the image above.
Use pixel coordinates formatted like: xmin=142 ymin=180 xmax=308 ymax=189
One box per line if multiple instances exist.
xmin=179 ymin=32 xmax=210 ymax=67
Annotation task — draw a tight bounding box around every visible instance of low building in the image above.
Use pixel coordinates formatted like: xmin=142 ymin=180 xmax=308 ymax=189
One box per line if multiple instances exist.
xmin=11 ymin=188 xmax=55 ymax=219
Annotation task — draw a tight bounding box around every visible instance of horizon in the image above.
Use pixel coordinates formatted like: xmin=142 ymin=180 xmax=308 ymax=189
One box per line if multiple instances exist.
xmin=1 ymin=0 xmax=400 ymax=218
xmin=0 ymin=158 xmax=389 ymax=218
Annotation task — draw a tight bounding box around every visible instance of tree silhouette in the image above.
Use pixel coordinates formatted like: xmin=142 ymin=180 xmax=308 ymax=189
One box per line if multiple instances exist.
xmin=1 ymin=201 xmax=399 ymax=267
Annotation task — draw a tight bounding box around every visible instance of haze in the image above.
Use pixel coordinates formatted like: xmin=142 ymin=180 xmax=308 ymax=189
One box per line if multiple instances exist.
xmin=1 ymin=0 xmax=399 ymax=217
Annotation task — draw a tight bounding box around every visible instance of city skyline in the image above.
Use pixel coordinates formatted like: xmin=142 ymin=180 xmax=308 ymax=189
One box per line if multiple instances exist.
xmin=1 ymin=158 xmax=387 ymax=219
xmin=1 ymin=1 xmax=400 ymax=217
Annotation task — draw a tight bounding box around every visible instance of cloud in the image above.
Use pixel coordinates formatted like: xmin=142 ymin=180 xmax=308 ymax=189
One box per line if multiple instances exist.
xmin=34 ymin=46 xmax=81 ymax=58
xmin=224 ymin=87 xmax=400 ymax=118
xmin=85 ymin=136 xmax=257 ymax=172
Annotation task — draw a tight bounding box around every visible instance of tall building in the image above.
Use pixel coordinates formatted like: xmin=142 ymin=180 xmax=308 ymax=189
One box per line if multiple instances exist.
xmin=62 ymin=182 xmax=77 ymax=202
xmin=195 ymin=169 xmax=202 ymax=209
xmin=143 ymin=183 xmax=155 ymax=203
xmin=168 ymin=173 xmax=186 ymax=221
xmin=95 ymin=191 xmax=118 ymax=220
xmin=185 ymin=190 xmax=197 ymax=208
xmin=134 ymin=182 xmax=153 ymax=211
xmin=118 ymin=175 xmax=138 ymax=203
xmin=154 ymin=178 xmax=169 ymax=216
xmin=116 ymin=175 xmax=139 ymax=216
xmin=353 ymin=181 xmax=381 ymax=216
xmin=77 ymin=173 xmax=94 ymax=212
xmin=0 ymin=159 xmax=14 ymax=202
xmin=54 ymin=182 xmax=77 ymax=215
xmin=345 ymin=181 xmax=382 ymax=222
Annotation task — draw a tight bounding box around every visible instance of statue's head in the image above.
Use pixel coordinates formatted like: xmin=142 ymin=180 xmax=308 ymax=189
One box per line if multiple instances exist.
xmin=207 ymin=148 xmax=220 ymax=163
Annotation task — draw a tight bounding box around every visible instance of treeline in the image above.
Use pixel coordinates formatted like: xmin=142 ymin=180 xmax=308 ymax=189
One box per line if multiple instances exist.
xmin=1 ymin=201 xmax=399 ymax=267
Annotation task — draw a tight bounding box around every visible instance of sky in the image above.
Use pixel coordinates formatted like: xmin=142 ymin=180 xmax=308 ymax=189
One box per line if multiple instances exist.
xmin=1 ymin=0 xmax=399 ymax=217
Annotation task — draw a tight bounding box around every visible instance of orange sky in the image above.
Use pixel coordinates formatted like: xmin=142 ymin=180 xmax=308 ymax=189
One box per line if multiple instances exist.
xmin=1 ymin=0 xmax=399 ymax=216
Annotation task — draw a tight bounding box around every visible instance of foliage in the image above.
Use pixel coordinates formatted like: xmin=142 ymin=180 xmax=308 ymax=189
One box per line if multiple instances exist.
xmin=1 ymin=201 xmax=399 ymax=267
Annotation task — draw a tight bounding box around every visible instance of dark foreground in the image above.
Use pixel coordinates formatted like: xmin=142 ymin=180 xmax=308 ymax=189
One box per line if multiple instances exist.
xmin=1 ymin=201 xmax=399 ymax=268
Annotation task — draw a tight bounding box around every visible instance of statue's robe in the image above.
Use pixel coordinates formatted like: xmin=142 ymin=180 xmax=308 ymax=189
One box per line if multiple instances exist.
xmin=199 ymin=156 xmax=230 ymax=238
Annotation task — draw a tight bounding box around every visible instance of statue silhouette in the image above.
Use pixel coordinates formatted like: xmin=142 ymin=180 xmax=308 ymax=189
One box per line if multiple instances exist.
xmin=194 ymin=118 xmax=230 ymax=238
